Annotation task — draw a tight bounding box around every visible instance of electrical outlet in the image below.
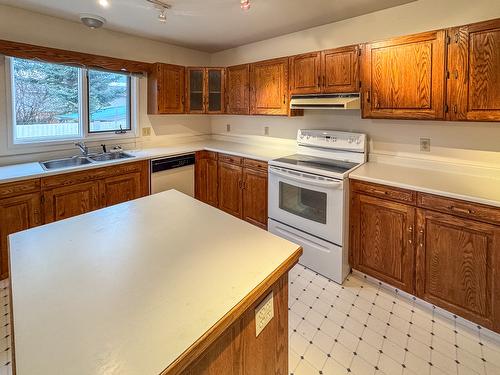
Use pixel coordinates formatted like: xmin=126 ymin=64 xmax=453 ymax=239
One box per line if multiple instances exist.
xmin=264 ymin=126 xmax=270 ymax=136
xmin=142 ymin=127 xmax=151 ymax=136
xmin=255 ymin=292 xmax=274 ymax=337
xmin=420 ymin=137 xmax=431 ymax=152
xmin=226 ymin=124 xmax=231 ymax=132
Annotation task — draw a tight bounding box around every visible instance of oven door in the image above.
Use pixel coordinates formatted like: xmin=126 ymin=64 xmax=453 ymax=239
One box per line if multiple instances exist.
xmin=268 ymin=166 xmax=344 ymax=245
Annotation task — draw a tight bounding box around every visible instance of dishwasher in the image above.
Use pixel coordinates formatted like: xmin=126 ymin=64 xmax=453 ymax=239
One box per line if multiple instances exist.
xmin=150 ymin=154 xmax=195 ymax=196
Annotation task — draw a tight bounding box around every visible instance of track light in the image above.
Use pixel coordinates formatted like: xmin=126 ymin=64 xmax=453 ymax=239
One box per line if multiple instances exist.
xmin=240 ymin=0 xmax=251 ymax=10
xmin=146 ymin=0 xmax=171 ymax=23
xmin=158 ymin=9 xmax=167 ymax=22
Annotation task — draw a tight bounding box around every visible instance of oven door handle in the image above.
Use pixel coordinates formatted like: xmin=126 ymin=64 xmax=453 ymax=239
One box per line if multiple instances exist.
xmin=269 ymin=167 xmax=343 ymax=189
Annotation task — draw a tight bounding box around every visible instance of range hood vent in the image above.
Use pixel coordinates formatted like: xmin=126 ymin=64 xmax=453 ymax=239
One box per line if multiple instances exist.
xmin=290 ymin=93 xmax=360 ymax=110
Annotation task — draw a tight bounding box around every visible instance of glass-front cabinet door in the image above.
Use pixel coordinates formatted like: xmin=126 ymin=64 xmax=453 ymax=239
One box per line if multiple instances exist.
xmin=206 ymin=68 xmax=225 ymax=114
xmin=187 ymin=68 xmax=204 ymax=113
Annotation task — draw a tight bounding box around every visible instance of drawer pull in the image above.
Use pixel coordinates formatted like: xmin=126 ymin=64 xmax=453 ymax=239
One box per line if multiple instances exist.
xmin=450 ymin=206 xmax=473 ymax=215
xmin=372 ymin=189 xmax=387 ymax=195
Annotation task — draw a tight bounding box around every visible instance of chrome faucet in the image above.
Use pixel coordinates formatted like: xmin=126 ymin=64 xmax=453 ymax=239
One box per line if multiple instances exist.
xmin=75 ymin=142 xmax=89 ymax=156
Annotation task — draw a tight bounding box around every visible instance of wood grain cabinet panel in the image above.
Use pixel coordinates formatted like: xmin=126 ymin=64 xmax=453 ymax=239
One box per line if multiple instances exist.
xmin=148 ymin=63 xmax=185 ymax=114
xmin=42 ymin=181 xmax=100 ymax=223
xmin=416 ymin=209 xmax=500 ymax=330
xmin=250 ymin=57 xmax=289 ymax=115
xmin=195 ymin=151 xmax=219 ymax=207
xmin=226 ymin=64 xmax=250 ymax=115
xmin=99 ymin=172 xmax=143 ymax=207
xmin=361 ymin=30 xmax=446 ymax=119
xmin=0 ymin=192 xmax=41 ymax=279
xmin=186 ymin=68 xmax=225 ymax=114
xmin=321 ymin=46 xmax=360 ymax=93
xmin=242 ymin=167 xmax=268 ymax=230
xmin=218 ymin=161 xmax=243 ymax=218
xmin=351 ymin=193 xmax=415 ymax=293
xmin=447 ymin=19 xmax=500 ymax=121
xmin=289 ymin=52 xmax=321 ymax=95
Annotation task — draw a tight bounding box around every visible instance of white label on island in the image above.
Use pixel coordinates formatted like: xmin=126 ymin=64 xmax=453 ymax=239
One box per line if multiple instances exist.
xmin=255 ymin=292 xmax=274 ymax=337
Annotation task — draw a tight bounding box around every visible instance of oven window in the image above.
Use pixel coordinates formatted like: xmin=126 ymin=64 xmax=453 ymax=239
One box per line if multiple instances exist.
xmin=279 ymin=182 xmax=327 ymax=224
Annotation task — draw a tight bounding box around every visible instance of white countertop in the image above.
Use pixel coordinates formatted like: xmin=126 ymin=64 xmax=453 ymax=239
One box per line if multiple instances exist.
xmin=9 ymin=190 xmax=301 ymax=375
xmin=350 ymin=162 xmax=500 ymax=208
xmin=0 ymin=140 xmax=295 ymax=184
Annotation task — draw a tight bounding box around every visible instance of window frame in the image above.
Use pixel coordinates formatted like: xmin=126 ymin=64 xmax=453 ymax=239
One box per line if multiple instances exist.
xmin=5 ymin=56 xmax=139 ymax=152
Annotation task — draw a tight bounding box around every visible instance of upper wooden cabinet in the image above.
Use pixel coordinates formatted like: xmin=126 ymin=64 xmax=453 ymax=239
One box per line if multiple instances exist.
xmin=361 ymin=30 xmax=447 ymax=120
xmin=447 ymin=19 xmax=500 ymax=121
xmin=148 ymin=63 xmax=185 ymax=114
xmin=322 ymin=46 xmax=360 ymax=94
xmin=226 ymin=64 xmax=250 ymax=114
xmin=289 ymin=52 xmax=321 ymax=95
xmin=186 ymin=67 xmax=225 ymax=114
xmin=250 ymin=57 xmax=289 ymax=115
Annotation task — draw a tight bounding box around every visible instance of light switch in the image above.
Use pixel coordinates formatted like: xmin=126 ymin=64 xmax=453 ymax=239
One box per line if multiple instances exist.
xmin=255 ymin=292 xmax=274 ymax=337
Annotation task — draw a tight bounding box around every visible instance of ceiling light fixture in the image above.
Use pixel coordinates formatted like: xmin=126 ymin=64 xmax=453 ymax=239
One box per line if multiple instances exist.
xmin=240 ymin=0 xmax=251 ymax=11
xmin=80 ymin=14 xmax=106 ymax=29
xmin=98 ymin=0 xmax=110 ymax=8
xmin=146 ymin=0 xmax=171 ymax=23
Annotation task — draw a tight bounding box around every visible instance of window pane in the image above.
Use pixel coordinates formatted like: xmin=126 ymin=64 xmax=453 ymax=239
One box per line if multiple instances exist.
xmin=12 ymin=58 xmax=81 ymax=142
xmin=88 ymin=70 xmax=130 ymax=133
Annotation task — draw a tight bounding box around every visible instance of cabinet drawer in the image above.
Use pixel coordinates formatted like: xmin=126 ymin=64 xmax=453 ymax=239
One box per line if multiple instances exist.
xmin=417 ymin=193 xmax=500 ymax=226
xmin=219 ymin=154 xmax=243 ymax=166
xmin=243 ymin=158 xmax=267 ymax=172
xmin=196 ymin=150 xmax=218 ymax=161
xmin=351 ymin=180 xmax=416 ymax=205
xmin=0 ymin=179 xmax=40 ymax=199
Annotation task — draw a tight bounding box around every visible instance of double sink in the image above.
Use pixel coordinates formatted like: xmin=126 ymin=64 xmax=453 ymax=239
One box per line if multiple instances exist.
xmin=41 ymin=152 xmax=135 ymax=171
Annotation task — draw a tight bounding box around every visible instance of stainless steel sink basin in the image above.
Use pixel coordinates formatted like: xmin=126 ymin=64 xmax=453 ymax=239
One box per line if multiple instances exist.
xmin=41 ymin=156 xmax=93 ymax=170
xmin=88 ymin=152 xmax=134 ymax=162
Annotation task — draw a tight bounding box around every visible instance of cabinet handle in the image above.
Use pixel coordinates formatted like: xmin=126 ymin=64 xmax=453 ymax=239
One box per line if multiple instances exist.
xmin=449 ymin=206 xmax=473 ymax=215
xmin=408 ymin=226 xmax=413 ymax=232
xmin=371 ymin=189 xmax=387 ymax=195
xmin=366 ymin=90 xmax=371 ymax=103
xmin=418 ymin=229 xmax=424 ymax=248
xmin=453 ymin=104 xmax=458 ymax=114
xmin=318 ymin=75 xmax=321 ymax=87
xmin=283 ymin=95 xmax=286 ymax=104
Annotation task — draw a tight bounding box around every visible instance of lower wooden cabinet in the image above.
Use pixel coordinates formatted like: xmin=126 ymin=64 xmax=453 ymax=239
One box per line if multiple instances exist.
xmin=99 ymin=172 xmax=143 ymax=207
xmin=195 ymin=151 xmax=219 ymax=207
xmin=416 ymin=209 xmax=500 ymax=329
xmin=351 ymin=193 xmax=415 ymax=293
xmin=0 ymin=189 xmax=41 ymax=278
xmin=350 ymin=180 xmax=500 ymax=333
xmin=195 ymin=152 xmax=268 ymax=229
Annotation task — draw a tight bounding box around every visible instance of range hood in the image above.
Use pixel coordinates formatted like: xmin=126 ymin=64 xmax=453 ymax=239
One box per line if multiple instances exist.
xmin=290 ymin=93 xmax=360 ymax=110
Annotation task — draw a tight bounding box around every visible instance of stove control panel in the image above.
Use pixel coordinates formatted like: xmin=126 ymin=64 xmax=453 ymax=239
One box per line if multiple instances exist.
xmin=297 ymin=129 xmax=366 ymax=152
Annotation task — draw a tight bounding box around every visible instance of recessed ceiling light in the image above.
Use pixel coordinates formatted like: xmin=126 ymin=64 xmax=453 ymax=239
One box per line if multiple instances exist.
xmin=80 ymin=14 xmax=106 ymax=29
xmin=240 ymin=0 xmax=251 ymax=11
xmin=98 ymin=0 xmax=110 ymax=8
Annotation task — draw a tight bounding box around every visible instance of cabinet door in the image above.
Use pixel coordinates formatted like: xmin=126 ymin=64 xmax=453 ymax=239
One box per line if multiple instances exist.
xmin=289 ymin=52 xmax=321 ymax=95
xmin=321 ymin=46 xmax=359 ymax=93
xmin=242 ymin=167 xmax=268 ymax=229
xmin=250 ymin=58 xmax=289 ymax=115
xmin=43 ymin=182 xmax=100 ymax=223
xmin=447 ymin=19 xmax=500 ymax=121
xmin=206 ymin=68 xmax=225 ymax=114
xmin=99 ymin=172 xmax=143 ymax=207
xmin=416 ymin=209 xmax=500 ymax=330
xmin=195 ymin=151 xmax=218 ymax=207
xmin=186 ymin=67 xmax=205 ymax=114
xmin=148 ymin=63 xmax=185 ymax=114
xmin=218 ymin=162 xmax=243 ymax=218
xmin=351 ymin=193 xmax=415 ymax=293
xmin=361 ymin=30 xmax=446 ymax=119
xmin=226 ymin=64 xmax=250 ymax=114
xmin=0 ymin=193 xmax=41 ymax=279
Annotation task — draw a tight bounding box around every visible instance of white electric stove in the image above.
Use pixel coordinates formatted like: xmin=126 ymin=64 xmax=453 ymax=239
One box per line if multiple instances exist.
xmin=268 ymin=129 xmax=367 ymax=283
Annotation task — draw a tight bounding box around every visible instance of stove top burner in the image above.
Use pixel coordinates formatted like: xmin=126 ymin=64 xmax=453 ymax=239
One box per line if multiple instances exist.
xmin=272 ymin=154 xmax=359 ymax=175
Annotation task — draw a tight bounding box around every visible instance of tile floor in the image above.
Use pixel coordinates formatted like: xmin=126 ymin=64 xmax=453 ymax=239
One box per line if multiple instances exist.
xmin=1 ymin=267 xmax=500 ymax=375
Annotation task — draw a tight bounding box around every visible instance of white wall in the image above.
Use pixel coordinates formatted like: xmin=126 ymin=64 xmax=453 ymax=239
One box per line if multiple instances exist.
xmin=0 ymin=4 xmax=211 ymax=165
xmin=210 ymin=0 xmax=500 ymax=168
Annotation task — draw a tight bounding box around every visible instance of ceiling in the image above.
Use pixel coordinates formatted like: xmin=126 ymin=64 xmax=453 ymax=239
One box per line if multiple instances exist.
xmin=0 ymin=0 xmax=416 ymax=52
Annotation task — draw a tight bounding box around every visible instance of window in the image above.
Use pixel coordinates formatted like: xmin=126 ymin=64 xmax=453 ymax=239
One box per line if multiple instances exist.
xmin=9 ymin=57 xmax=134 ymax=145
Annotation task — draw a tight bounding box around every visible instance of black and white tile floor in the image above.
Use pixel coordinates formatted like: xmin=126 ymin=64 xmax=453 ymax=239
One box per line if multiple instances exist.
xmin=1 ymin=266 xmax=500 ymax=375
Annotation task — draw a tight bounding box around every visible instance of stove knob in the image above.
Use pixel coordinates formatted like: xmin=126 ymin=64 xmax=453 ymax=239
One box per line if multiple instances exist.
xmin=356 ymin=138 xmax=361 ymax=144
xmin=348 ymin=138 xmax=353 ymax=144
xmin=306 ymin=135 xmax=310 ymax=140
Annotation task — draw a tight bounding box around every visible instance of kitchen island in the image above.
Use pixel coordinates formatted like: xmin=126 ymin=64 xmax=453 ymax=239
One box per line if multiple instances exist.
xmin=8 ymin=190 xmax=302 ymax=375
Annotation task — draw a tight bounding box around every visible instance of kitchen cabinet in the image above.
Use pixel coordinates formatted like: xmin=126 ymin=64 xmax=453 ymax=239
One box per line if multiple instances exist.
xmin=350 ymin=180 xmax=500 ymax=333
xmin=195 ymin=151 xmax=218 ymax=207
xmin=350 ymin=190 xmax=415 ymax=293
xmin=322 ymin=46 xmax=360 ymax=94
xmin=289 ymin=52 xmax=321 ymax=95
xmin=361 ymin=30 xmax=446 ymax=120
xmin=250 ymin=57 xmax=289 ymax=115
xmin=226 ymin=64 xmax=250 ymax=114
xmin=218 ymin=155 xmax=243 ymax=218
xmin=242 ymin=159 xmax=268 ymax=230
xmin=446 ymin=19 xmax=500 ymax=121
xmin=148 ymin=63 xmax=185 ymax=114
xmin=99 ymin=172 xmax=143 ymax=207
xmin=186 ymin=67 xmax=225 ymax=114
xmin=0 ymin=181 xmax=41 ymax=279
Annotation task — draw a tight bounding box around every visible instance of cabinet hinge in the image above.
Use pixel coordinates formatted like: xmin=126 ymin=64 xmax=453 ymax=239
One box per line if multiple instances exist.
xmin=446 ymin=71 xmax=450 ymax=79
xmin=359 ymin=81 xmax=362 ymax=89
xmin=358 ymin=49 xmax=361 ymax=56
xmin=41 ymin=195 xmax=45 ymax=204
xmin=446 ymin=35 xmax=451 ymax=45
xmin=444 ymin=104 xmax=449 ymax=113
